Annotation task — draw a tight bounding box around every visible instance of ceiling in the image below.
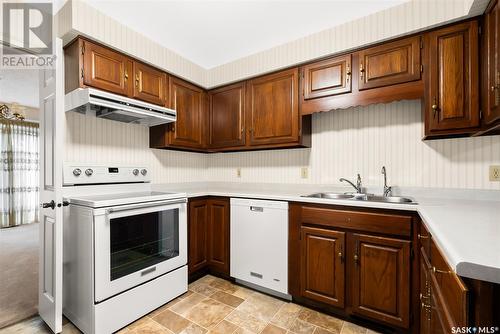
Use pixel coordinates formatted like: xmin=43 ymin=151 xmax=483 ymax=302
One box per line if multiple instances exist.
xmin=86 ymin=0 xmax=408 ymax=69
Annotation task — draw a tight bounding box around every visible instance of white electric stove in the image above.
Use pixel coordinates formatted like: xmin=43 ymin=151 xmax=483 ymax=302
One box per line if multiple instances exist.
xmin=62 ymin=165 xmax=188 ymax=334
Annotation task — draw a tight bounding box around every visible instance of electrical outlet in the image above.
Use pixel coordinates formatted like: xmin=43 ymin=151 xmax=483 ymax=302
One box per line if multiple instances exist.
xmin=236 ymin=168 xmax=241 ymax=178
xmin=300 ymin=167 xmax=309 ymax=179
xmin=490 ymin=165 xmax=500 ymax=181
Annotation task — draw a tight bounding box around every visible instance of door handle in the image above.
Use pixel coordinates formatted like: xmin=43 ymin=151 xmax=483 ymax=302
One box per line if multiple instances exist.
xmin=41 ymin=200 xmax=55 ymax=210
xmin=250 ymin=206 xmax=263 ymax=212
xmin=141 ymin=266 xmax=157 ymax=276
xmin=250 ymin=271 xmax=263 ymax=279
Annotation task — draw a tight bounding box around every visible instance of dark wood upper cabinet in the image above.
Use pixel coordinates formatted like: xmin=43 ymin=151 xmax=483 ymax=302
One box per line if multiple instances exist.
xmin=351 ymin=233 xmax=410 ymax=328
xmin=302 ymin=54 xmax=352 ymax=100
xmin=358 ymin=36 xmax=421 ymax=90
xmin=426 ymin=21 xmax=480 ymax=136
xmin=209 ymin=83 xmax=246 ymax=149
xmin=169 ymin=77 xmax=206 ymax=149
xmin=188 ymin=199 xmax=209 ymax=275
xmin=300 ymin=226 xmax=345 ymax=308
xmin=132 ymin=61 xmax=167 ymax=106
xmin=483 ymin=0 xmax=500 ymax=128
xmin=246 ymin=68 xmax=300 ymax=146
xmin=81 ymin=39 xmax=132 ymax=96
xmin=207 ymin=198 xmax=230 ymax=275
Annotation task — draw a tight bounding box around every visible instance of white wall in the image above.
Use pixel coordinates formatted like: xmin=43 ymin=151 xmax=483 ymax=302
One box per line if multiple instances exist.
xmin=65 ymin=100 xmax=500 ymax=190
xmin=64 ymin=112 xmax=207 ymax=183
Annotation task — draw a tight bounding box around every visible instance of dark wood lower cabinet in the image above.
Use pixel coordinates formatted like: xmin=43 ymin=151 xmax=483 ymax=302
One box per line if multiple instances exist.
xmin=351 ymin=233 xmax=410 ymax=328
xmin=188 ymin=199 xmax=209 ymax=275
xmin=300 ymin=227 xmax=345 ymax=308
xmin=188 ymin=197 xmax=230 ymax=278
xmin=289 ymin=203 xmax=414 ymax=332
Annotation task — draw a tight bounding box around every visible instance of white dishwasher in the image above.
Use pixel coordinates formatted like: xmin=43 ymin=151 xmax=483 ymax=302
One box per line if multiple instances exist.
xmin=230 ymin=198 xmax=289 ymax=296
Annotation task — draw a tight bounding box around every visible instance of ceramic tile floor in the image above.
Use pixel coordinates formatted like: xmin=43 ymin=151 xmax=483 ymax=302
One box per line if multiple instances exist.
xmin=0 ymin=275 xmax=381 ymax=334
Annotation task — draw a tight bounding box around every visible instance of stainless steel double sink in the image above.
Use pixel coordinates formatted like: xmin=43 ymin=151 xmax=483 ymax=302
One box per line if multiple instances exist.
xmin=303 ymin=192 xmax=417 ymax=204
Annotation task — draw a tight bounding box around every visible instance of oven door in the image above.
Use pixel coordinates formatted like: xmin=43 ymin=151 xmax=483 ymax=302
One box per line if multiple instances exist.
xmin=94 ymin=198 xmax=187 ymax=302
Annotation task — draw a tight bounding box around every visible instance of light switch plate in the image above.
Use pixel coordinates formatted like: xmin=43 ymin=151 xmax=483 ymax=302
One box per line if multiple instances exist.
xmin=300 ymin=167 xmax=309 ymax=179
xmin=490 ymin=166 xmax=500 ymax=181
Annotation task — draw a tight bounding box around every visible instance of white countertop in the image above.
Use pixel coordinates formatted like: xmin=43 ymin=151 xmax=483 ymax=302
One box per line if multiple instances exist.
xmin=153 ymin=182 xmax=500 ymax=284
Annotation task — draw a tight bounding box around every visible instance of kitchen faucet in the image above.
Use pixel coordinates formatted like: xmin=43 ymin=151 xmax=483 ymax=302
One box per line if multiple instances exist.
xmin=339 ymin=174 xmax=363 ymax=193
xmin=381 ymin=166 xmax=392 ymax=197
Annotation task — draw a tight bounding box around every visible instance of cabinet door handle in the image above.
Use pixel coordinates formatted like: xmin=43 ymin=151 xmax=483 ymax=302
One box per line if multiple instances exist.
xmin=359 ymin=63 xmax=365 ymax=80
xmin=432 ymin=266 xmax=450 ymax=274
xmin=125 ymin=71 xmax=129 ymax=79
xmin=346 ymin=63 xmax=351 ymax=84
xmin=417 ymin=234 xmax=428 ymax=240
xmin=431 ymin=98 xmax=439 ymax=118
xmin=354 ymin=253 xmax=359 ymax=264
xmin=135 ymin=74 xmax=140 ymax=87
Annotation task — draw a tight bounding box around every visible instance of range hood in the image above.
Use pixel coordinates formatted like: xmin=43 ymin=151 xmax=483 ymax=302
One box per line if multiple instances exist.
xmin=65 ymin=88 xmax=176 ymax=127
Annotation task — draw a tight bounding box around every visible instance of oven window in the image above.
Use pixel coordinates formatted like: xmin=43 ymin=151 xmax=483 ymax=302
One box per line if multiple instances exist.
xmin=110 ymin=208 xmax=179 ymax=281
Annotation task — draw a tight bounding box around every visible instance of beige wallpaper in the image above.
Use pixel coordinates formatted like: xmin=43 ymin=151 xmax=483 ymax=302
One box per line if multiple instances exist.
xmin=207 ymin=100 xmax=500 ymax=190
xmin=65 ymin=100 xmax=500 ymax=190
xmin=64 ymin=112 xmax=208 ymax=183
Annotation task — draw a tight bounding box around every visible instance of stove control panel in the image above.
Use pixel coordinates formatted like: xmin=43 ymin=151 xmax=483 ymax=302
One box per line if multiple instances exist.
xmin=63 ymin=165 xmax=151 ymax=186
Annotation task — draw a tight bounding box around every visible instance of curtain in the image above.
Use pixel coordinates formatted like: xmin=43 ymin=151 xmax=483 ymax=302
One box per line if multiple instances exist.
xmin=0 ymin=120 xmax=39 ymax=228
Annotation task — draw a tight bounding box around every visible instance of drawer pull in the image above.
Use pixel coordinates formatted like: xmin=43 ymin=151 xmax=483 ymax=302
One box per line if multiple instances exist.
xmin=141 ymin=266 xmax=156 ymax=276
xmin=433 ymin=266 xmax=451 ymax=274
xmin=419 ymin=292 xmax=430 ymax=301
xmin=421 ymin=301 xmax=431 ymax=309
xmin=250 ymin=271 xmax=263 ymax=279
xmin=250 ymin=206 xmax=263 ymax=212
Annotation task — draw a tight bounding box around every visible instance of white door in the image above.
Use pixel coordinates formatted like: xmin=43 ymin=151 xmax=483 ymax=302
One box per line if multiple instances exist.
xmin=38 ymin=37 xmax=64 ymax=333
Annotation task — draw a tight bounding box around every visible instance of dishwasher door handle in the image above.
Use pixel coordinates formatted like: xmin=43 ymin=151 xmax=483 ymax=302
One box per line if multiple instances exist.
xmin=250 ymin=206 xmax=263 ymax=212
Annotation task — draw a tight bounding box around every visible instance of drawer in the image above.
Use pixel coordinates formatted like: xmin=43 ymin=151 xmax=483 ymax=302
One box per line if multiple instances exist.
xmin=430 ymin=239 xmax=468 ymax=327
xmin=301 ymin=206 xmax=411 ymax=237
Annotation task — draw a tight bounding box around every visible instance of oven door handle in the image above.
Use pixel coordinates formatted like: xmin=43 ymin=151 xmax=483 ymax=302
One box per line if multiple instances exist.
xmin=105 ymin=198 xmax=187 ymax=214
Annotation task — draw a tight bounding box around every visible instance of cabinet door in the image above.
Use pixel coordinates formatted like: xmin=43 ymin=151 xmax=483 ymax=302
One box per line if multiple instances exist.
xmin=358 ymin=36 xmax=421 ymax=90
xmin=82 ymin=40 xmax=132 ymax=96
xmin=133 ymin=62 xmax=167 ymax=106
xmin=302 ymin=55 xmax=352 ymax=100
xmin=207 ymin=199 xmax=230 ymax=275
xmin=188 ymin=199 xmax=209 ymax=275
xmin=209 ymin=83 xmax=246 ymax=149
xmin=246 ymin=68 xmax=300 ymax=146
xmin=427 ymin=21 xmax=479 ymax=132
xmin=169 ymin=77 xmax=205 ymax=148
xmin=351 ymin=234 xmax=410 ymax=328
xmin=484 ymin=1 xmax=500 ymax=125
xmin=300 ymin=227 xmax=345 ymax=308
